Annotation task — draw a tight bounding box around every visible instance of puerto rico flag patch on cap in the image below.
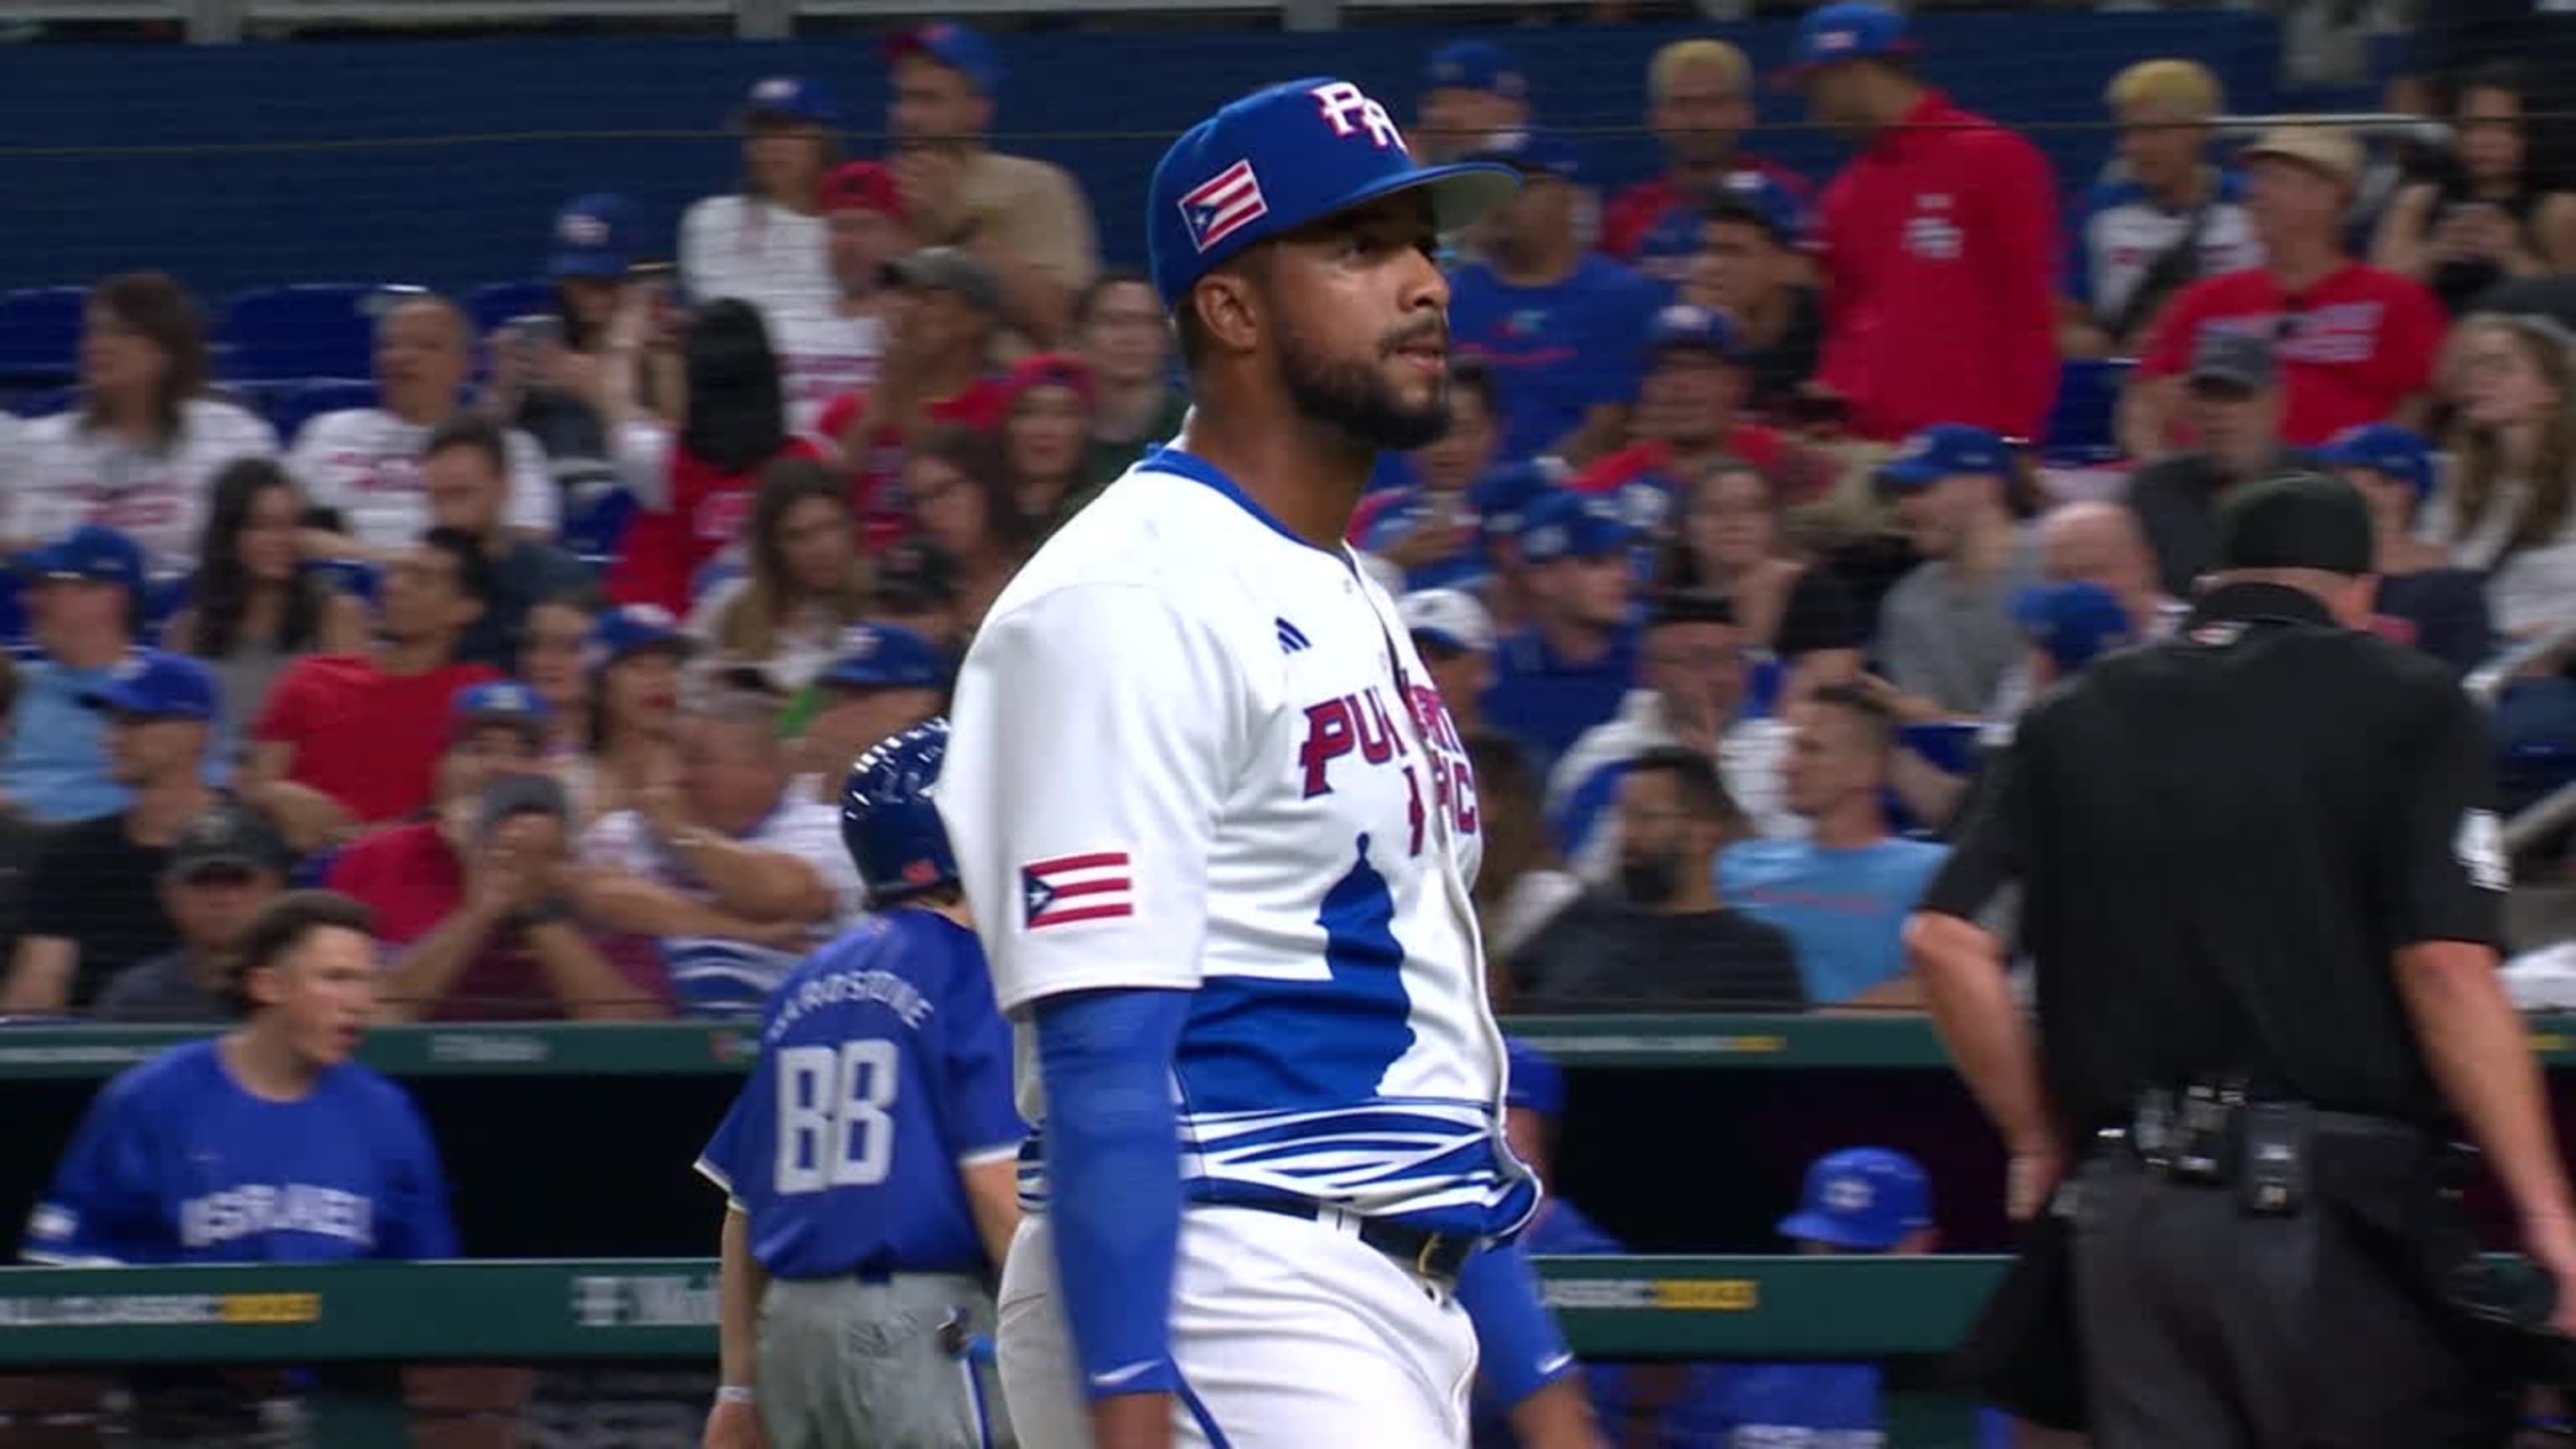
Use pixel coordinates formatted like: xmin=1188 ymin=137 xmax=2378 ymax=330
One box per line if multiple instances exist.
xmin=1180 ymin=160 xmax=1269 ymax=253
xmin=1022 ymin=851 xmax=1134 ymax=930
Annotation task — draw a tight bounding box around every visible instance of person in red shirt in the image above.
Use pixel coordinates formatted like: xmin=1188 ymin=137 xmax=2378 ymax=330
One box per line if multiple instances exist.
xmin=2125 ymin=125 xmax=2447 ymax=456
xmin=1790 ymin=3 xmax=2060 ymax=444
xmin=246 ymin=528 xmax=503 ymax=834
xmin=606 ymin=298 xmax=829 ymax=614
xmin=326 ymin=682 xmax=667 ymax=1022
xmin=816 ymin=245 xmax=1011 ymax=551
xmin=1599 ymin=39 xmax=1815 ymax=284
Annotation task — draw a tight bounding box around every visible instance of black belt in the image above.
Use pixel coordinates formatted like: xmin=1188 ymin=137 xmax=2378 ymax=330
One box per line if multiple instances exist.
xmin=1221 ymin=1197 xmax=1478 ymax=1283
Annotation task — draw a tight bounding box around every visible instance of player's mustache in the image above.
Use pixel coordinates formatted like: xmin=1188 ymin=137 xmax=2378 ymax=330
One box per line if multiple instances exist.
xmin=1379 ymin=323 xmax=1451 ymax=357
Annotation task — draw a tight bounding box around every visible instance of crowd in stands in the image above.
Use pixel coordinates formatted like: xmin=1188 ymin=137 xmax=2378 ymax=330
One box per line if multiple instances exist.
xmin=0 ymin=3 xmax=2571 ymax=1037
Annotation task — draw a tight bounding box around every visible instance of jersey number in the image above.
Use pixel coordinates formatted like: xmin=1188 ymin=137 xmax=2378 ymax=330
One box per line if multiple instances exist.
xmin=774 ymin=1040 xmax=900 ymax=1195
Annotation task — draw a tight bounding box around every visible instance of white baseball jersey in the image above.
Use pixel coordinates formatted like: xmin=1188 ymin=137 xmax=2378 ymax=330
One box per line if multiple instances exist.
xmin=938 ymin=446 xmax=1535 ymax=1238
xmin=288 ymin=408 xmax=560 ymax=550
xmin=3 ymin=400 xmax=279 ymax=569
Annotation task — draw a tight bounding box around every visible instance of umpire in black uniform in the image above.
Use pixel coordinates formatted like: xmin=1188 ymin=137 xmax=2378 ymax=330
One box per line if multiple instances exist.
xmin=1908 ymin=472 xmax=2576 ymax=1446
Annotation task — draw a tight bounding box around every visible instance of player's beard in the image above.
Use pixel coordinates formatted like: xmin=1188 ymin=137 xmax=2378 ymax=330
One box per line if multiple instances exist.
xmin=1276 ymin=314 xmax=1452 ymax=452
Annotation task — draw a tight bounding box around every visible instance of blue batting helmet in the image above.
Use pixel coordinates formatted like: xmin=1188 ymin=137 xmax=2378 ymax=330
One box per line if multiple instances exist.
xmin=842 ymin=718 xmax=958 ymax=910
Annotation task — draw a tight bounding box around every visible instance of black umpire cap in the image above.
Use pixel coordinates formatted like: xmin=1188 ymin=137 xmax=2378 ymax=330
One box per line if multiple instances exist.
xmin=2211 ymin=471 xmax=2376 ymax=578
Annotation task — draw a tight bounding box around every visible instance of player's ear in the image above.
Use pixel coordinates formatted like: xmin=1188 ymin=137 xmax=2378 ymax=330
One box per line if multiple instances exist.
xmin=1191 ymin=271 xmax=1263 ymax=359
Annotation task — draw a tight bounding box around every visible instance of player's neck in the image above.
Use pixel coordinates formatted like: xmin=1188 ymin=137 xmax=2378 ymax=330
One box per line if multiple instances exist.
xmin=911 ymin=897 xmax=974 ymax=931
xmin=1173 ymin=412 xmax=1374 ymax=552
xmin=219 ymin=1026 xmax=324 ymax=1102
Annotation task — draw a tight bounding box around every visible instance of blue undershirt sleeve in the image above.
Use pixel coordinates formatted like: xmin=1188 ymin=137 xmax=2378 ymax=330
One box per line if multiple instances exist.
xmin=1031 ymin=985 xmax=1192 ymax=1400
xmin=1457 ymin=1236 xmax=1576 ymax=1407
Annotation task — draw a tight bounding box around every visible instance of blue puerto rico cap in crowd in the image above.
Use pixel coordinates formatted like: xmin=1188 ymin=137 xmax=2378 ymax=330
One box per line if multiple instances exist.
xmin=819 ymin=623 xmax=948 ymax=692
xmin=1464 ymin=127 xmax=1586 ymax=187
xmin=883 ymin=22 xmax=1004 ymax=99
xmin=1148 ymin=76 xmax=1522 ymax=307
xmin=584 ymin=604 xmax=697 ymax=674
xmin=1504 ymin=1037 xmax=1566 ymax=1118
xmin=1785 ymin=2 xmax=1917 ymax=78
xmin=2316 ymin=423 xmax=2435 ymax=502
xmin=2013 ymin=581 xmax=2135 ymax=676
xmin=1425 ymin=39 xmax=1528 ymax=100
xmin=1518 ymin=489 xmax=1636 ymax=564
xmin=548 ymin=193 xmax=641 ymax=280
xmin=1646 ymin=301 xmax=1745 ymax=363
xmin=449 ymin=679 xmax=552 ymax=740
xmin=1472 ymin=458 xmax=1568 ymax=538
xmin=735 ymin=75 xmax=841 ymax=127
xmin=1777 ymin=1145 xmax=1933 ymax=1251
xmin=16 ymin=522 xmax=144 ymax=593
xmin=77 ymin=650 xmax=219 ymax=722
xmin=1877 ymin=423 xmax=2014 ymax=492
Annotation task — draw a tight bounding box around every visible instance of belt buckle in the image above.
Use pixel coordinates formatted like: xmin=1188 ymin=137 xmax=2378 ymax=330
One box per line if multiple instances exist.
xmin=1415 ymin=1233 xmax=1447 ymax=1280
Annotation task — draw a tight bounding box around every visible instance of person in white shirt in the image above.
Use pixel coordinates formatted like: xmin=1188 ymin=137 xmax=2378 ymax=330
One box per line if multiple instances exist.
xmin=3 ymin=273 xmax=278 ymax=574
xmin=288 ymin=295 xmax=558 ymax=558
xmin=774 ymin=160 xmax=911 ymax=434
xmin=679 ymin=75 xmax=841 ymax=356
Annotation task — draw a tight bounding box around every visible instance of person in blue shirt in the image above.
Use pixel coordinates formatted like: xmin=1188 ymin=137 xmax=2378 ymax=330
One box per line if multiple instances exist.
xmin=1 ymin=523 xmax=172 ymax=823
xmin=1688 ymin=1147 xmax=2023 ymax=1449
xmin=23 ymin=888 xmax=454 ymax=1267
xmin=1356 ymin=360 xmax=1508 ymax=594
xmin=1719 ymin=682 xmax=1949 ymax=1006
xmin=1485 ymin=490 xmax=1644 ymax=779
xmin=697 ymin=718 xmax=1026 ymax=1449
xmin=1448 ymin=130 xmax=1663 ymax=467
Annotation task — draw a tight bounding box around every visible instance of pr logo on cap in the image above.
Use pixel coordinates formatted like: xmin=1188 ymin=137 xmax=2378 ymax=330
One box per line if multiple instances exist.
xmin=1180 ymin=161 xmax=1270 ymax=254
xmin=751 ymin=77 xmax=797 ymax=106
xmin=1824 ymin=1176 xmax=1875 ymax=1213
xmin=1311 ymin=81 xmax=1404 ymax=151
xmin=1819 ymin=29 xmax=1857 ymax=51
xmin=558 ymin=212 xmax=611 ymax=247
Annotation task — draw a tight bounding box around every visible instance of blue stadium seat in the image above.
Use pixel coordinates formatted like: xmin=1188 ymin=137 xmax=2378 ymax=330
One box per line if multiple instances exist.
xmin=0 ymin=287 xmax=87 ymax=386
xmin=2044 ymin=358 xmax=2132 ymax=454
xmin=5 ymin=385 xmax=77 ymax=419
xmin=265 ymin=377 xmax=378 ymax=444
xmin=465 ymin=279 xmax=554 ymax=339
xmin=564 ymin=486 xmax=639 ymax=571
xmin=220 ymin=283 xmax=404 ymax=383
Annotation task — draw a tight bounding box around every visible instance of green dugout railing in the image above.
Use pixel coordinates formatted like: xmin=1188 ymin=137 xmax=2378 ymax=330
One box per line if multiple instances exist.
xmin=3 ymin=1013 xmax=2573 ymax=1080
xmin=0 ymin=1256 xmax=2004 ymax=1364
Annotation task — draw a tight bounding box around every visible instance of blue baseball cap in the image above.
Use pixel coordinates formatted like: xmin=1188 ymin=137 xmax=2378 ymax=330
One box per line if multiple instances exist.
xmin=735 ymin=75 xmax=840 ymax=127
xmin=1778 ymin=1146 xmax=1933 ymax=1251
xmin=1785 ymin=3 xmax=1917 ymax=79
xmin=819 ymin=623 xmax=948 ymax=692
xmin=16 ymin=523 xmax=144 ymax=594
xmin=2013 ymin=581 xmax=2135 ymax=676
xmin=1518 ymin=489 xmax=1635 ymax=564
xmin=548 ymin=193 xmax=640 ymax=281
xmin=1504 ymin=1037 xmax=1566 ymax=1118
xmin=1148 ymin=76 xmax=1521 ymax=307
xmin=78 ymin=650 xmax=218 ymax=722
xmin=1876 ymin=423 xmax=2013 ymax=493
xmin=1472 ymin=459 xmax=1567 ymax=538
xmin=1464 ymin=128 xmax=1585 ymax=186
xmin=1646 ymin=301 xmax=1743 ymax=363
xmin=1425 ymin=39 xmax=1528 ymax=101
xmin=2317 ymin=423 xmax=2435 ymax=501
xmin=449 ymin=679 xmax=552 ymax=745
xmin=584 ymin=604 xmax=697 ymax=674
xmin=883 ymin=22 xmax=1004 ymax=99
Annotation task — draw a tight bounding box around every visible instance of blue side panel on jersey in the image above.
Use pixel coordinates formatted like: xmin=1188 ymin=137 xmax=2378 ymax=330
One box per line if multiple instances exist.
xmin=1175 ymin=834 xmax=1415 ymax=1113
xmin=1175 ymin=1372 xmax=1237 ymax=1449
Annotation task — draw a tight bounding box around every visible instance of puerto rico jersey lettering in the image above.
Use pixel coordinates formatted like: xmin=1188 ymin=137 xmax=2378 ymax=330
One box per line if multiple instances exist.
xmin=938 ymin=446 xmax=1532 ymax=1239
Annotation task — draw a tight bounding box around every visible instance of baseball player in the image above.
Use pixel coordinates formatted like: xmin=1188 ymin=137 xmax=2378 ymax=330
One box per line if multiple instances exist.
xmin=937 ymin=77 xmax=1595 ymax=1449
xmin=698 ymin=719 xmax=1024 ymax=1449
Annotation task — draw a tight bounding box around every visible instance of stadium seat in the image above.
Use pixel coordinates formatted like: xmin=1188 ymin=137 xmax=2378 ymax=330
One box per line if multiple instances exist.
xmin=0 ymin=287 xmax=87 ymax=387
xmin=465 ymin=279 xmax=554 ymax=339
xmin=2044 ymin=357 xmax=2133 ymax=454
xmin=220 ymin=283 xmax=407 ymax=383
xmin=264 ymin=377 xmax=378 ymax=444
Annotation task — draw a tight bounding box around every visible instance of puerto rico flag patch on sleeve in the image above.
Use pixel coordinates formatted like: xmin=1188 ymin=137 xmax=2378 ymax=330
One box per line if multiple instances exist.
xmin=1022 ymin=851 xmax=1135 ymax=930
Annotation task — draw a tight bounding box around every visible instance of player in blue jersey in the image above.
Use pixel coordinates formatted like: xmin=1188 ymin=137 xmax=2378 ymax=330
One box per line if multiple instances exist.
xmin=23 ymin=889 xmax=454 ymax=1267
xmin=938 ymin=76 xmax=1596 ymax=1449
xmin=697 ymin=718 xmax=1025 ymax=1449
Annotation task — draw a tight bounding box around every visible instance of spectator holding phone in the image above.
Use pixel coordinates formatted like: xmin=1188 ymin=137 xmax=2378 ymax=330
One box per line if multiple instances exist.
xmin=483 ymin=193 xmax=650 ymax=491
xmin=325 ymin=684 xmax=667 ymax=1021
xmin=2373 ymin=63 xmax=2576 ymax=314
